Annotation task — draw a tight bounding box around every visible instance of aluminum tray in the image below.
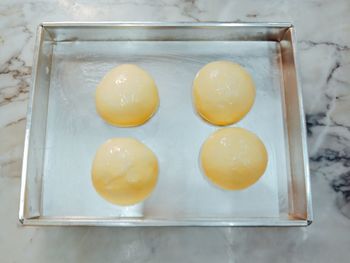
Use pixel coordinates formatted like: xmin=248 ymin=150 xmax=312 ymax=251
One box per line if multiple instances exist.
xmin=19 ymin=22 xmax=312 ymax=226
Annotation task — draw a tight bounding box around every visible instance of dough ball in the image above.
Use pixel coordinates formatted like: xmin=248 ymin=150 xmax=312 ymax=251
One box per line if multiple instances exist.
xmin=95 ymin=64 xmax=159 ymax=127
xmin=193 ymin=61 xmax=255 ymax=125
xmin=92 ymin=138 xmax=158 ymax=205
xmin=200 ymin=127 xmax=268 ymax=190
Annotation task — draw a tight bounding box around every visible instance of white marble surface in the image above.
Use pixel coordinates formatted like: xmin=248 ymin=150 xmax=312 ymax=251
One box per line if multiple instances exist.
xmin=0 ymin=0 xmax=350 ymax=262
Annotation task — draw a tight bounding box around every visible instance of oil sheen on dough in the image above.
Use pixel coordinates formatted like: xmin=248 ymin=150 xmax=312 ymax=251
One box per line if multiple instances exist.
xmin=91 ymin=138 xmax=159 ymax=206
xmin=200 ymin=127 xmax=268 ymax=190
xmin=193 ymin=61 xmax=255 ymax=126
xmin=95 ymin=64 xmax=159 ymax=127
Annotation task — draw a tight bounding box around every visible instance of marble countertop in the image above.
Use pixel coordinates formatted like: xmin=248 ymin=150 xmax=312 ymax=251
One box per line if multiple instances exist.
xmin=1 ymin=0 xmax=349 ymax=262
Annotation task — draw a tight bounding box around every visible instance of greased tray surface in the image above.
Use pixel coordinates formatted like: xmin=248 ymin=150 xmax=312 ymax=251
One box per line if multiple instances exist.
xmin=20 ymin=23 xmax=312 ymax=226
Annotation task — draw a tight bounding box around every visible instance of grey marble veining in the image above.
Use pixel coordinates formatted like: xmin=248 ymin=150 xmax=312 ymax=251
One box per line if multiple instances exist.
xmin=0 ymin=0 xmax=350 ymax=262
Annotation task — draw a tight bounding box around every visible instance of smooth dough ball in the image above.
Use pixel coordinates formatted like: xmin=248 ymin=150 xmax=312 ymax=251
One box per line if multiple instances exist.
xmin=91 ymin=138 xmax=158 ymax=206
xmin=95 ymin=64 xmax=159 ymax=127
xmin=193 ymin=61 xmax=255 ymax=125
xmin=200 ymin=127 xmax=268 ymax=190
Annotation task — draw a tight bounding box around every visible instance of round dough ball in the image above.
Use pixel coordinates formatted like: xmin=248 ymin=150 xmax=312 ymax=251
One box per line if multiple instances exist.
xmin=95 ymin=64 xmax=159 ymax=127
xmin=91 ymin=138 xmax=158 ymax=206
xmin=193 ymin=61 xmax=255 ymax=125
xmin=200 ymin=127 xmax=268 ymax=190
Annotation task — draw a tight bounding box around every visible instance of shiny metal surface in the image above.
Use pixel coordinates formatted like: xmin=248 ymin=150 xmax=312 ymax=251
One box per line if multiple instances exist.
xmin=19 ymin=22 xmax=312 ymax=226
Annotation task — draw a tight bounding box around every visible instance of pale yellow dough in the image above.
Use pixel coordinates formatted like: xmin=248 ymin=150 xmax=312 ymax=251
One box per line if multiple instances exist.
xmin=200 ymin=127 xmax=268 ymax=190
xmin=193 ymin=61 xmax=256 ymax=125
xmin=91 ymin=138 xmax=158 ymax=206
xmin=95 ymin=64 xmax=159 ymax=127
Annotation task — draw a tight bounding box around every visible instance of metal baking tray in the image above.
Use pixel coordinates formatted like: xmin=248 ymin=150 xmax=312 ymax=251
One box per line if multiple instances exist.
xmin=19 ymin=22 xmax=312 ymax=226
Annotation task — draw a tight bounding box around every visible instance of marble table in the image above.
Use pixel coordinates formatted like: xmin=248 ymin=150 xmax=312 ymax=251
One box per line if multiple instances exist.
xmin=0 ymin=0 xmax=349 ymax=262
